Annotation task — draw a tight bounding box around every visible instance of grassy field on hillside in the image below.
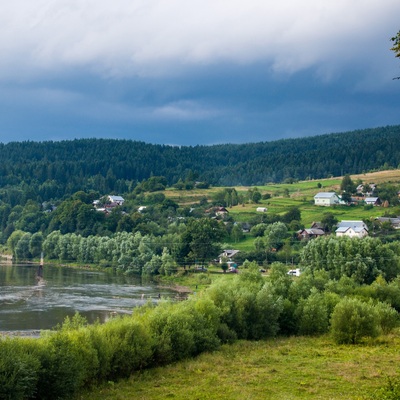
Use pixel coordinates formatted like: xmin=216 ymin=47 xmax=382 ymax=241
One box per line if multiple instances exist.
xmin=165 ymin=170 xmax=400 ymax=240
xmin=77 ymin=333 xmax=400 ymax=400
xmin=228 ymin=197 xmax=386 ymax=227
xmin=166 ymin=170 xmax=400 ymax=200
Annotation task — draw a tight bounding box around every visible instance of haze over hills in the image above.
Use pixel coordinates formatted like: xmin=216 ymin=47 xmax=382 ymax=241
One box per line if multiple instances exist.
xmin=0 ymin=125 xmax=399 ymax=199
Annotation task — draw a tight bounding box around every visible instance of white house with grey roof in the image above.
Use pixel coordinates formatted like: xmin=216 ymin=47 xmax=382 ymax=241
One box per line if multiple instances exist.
xmin=314 ymin=192 xmax=340 ymax=206
xmin=108 ymin=195 xmax=125 ymax=206
xmin=336 ymin=220 xmax=369 ymax=238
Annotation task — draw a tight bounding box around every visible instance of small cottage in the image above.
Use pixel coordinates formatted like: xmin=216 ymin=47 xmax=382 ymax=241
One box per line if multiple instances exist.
xmin=297 ymin=228 xmax=325 ymax=240
xmin=314 ymin=192 xmax=340 ymax=206
xmin=365 ymin=197 xmax=381 ymax=206
xmin=218 ymin=249 xmax=240 ymax=263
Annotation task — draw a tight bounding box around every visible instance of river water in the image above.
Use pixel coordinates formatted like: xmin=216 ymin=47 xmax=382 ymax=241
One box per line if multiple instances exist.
xmin=0 ymin=263 xmax=176 ymax=333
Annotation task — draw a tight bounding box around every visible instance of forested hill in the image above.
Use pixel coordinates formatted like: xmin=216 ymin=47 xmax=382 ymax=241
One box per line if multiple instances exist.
xmin=0 ymin=125 xmax=399 ymax=194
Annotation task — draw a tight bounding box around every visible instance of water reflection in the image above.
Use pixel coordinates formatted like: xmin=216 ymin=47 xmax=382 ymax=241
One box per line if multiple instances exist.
xmin=0 ymin=263 xmax=174 ymax=332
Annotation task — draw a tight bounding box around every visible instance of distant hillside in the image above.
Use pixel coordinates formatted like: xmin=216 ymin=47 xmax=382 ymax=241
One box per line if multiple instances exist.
xmin=0 ymin=125 xmax=399 ymax=198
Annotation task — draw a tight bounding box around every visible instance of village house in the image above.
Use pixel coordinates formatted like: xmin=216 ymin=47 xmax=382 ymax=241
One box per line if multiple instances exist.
xmin=365 ymin=197 xmax=381 ymax=206
xmin=241 ymin=222 xmax=251 ymax=233
xmin=335 ymin=220 xmax=369 ymax=238
xmin=93 ymin=195 xmax=125 ymax=213
xmin=108 ymin=195 xmax=125 ymax=206
xmin=356 ymin=183 xmax=377 ymax=196
xmin=310 ymin=222 xmax=324 ymax=230
xmin=297 ymin=228 xmax=325 ymax=240
xmin=314 ymin=192 xmax=341 ymax=206
xmin=218 ymin=249 xmax=240 ymax=263
xmin=375 ymin=217 xmax=400 ymax=229
xmin=215 ymin=207 xmax=229 ymax=216
xmin=218 ymin=249 xmax=240 ymax=272
xmin=206 ymin=207 xmax=229 ymax=218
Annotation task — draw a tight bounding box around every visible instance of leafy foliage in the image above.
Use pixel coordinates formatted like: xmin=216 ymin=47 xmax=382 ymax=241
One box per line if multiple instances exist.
xmin=0 ymin=339 xmax=40 ymax=400
xmin=300 ymin=236 xmax=400 ymax=284
xmin=330 ymin=298 xmax=380 ymax=344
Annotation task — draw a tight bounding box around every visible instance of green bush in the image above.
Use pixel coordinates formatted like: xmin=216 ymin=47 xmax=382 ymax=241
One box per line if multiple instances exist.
xmin=162 ymin=308 xmax=196 ymax=360
xmin=296 ymin=289 xmax=329 ymax=335
xmin=146 ymin=303 xmax=176 ymax=365
xmin=99 ymin=316 xmax=154 ymax=378
xmin=0 ymin=339 xmax=40 ymax=400
xmin=181 ymin=298 xmax=221 ymax=354
xmin=374 ymin=301 xmax=399 ymax=334
xmin=205 ymin=263 xmax=283 ymax=340
xmin=34 ymin=331 xmax=95 ymax=400
xmin=330 ymin=297 xmax=380 ymax=344
xmin=145 ymin=298 xmax=221 ymax=366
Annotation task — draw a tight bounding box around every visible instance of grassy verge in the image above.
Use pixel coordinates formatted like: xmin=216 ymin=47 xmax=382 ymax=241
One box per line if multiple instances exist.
xmin=156 ymin=266 xmax=237 ymax=294
xmin=76 ymin=333 xmax=400 ymax=400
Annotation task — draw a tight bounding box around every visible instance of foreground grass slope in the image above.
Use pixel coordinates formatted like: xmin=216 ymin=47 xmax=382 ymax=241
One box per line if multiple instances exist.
xmin=78 ymin=334 xmax=400 ymax=400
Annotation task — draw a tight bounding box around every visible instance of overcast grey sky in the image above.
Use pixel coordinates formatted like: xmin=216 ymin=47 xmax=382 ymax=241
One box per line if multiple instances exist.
xmin=0 ymin=0 xmax=399 ymax=145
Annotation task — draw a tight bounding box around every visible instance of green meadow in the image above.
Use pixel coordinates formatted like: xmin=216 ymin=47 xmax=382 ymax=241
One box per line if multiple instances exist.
xmin=78 ymin=333 xmax=400 ymax=400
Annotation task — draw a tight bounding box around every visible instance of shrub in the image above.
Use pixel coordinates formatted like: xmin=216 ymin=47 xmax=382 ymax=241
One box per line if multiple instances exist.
xmin=188 ymin=297 xmax=221 ymax=353
xmin=296 ymin=289 xmax=329 ymax=335
xmin=146 ymin=302 xmax=175 ymax=365
xmin=163 ymin=309 xmax=196 ymax=360
xmin=255 ymin=283 xmax=284 ymax=338
xmin=330 ymin=297 xmax=380 ymax=344
xmin=147 ymin=300 xmax=218 ymax=363
xmin=374 ymin=301 xmax=399 ymax=334
xmin=35 ymin=332 xmax=91 ymax=400
xmin=0 ymin=339 xmax=40 ymax=400
xmin=99 ymin=316 xmax=154 ymax=378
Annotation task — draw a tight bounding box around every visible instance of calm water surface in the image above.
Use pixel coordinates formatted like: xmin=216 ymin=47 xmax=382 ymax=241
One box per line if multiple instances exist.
xmin=0 ymin=263 xmax=175 ymax=332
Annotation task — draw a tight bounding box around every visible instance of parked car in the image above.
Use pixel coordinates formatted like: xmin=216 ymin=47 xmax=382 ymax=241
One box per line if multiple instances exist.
xmin=194 ymin=266 xmax=208 ymax=272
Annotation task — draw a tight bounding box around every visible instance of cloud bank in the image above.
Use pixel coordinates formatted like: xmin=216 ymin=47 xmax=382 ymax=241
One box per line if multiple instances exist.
xmin=2 ymin=0 xmax=399 ymax=78
xmin=0 ymin=1 xmax=399 ymax=145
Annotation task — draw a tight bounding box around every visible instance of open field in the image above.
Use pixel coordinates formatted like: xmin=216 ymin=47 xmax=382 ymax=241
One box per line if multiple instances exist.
xmin=228 ymin=196 xmax=387 ymax=227
xmin=77 ymin=333 xmax=400 ymax=400
xmin=165 ymin=169 xmax=400 ymax=205
xmin=164 ymin=169 xmax=400 ymax=230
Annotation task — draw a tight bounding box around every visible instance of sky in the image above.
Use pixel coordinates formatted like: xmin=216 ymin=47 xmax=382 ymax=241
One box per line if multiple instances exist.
xmin=0 ymin=0 xmax=399 ymax=146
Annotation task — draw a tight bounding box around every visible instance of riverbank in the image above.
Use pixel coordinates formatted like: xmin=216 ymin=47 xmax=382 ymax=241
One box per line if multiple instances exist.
xmin=0 ymin=330 xmax=42 ymax=338
xmin=0 ymin=253 xmax=13 ymax=262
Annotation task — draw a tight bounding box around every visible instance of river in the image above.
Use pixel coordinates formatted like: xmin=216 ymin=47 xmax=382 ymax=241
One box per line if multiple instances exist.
xmin=0 ymin=263 xmax=176 ymax=333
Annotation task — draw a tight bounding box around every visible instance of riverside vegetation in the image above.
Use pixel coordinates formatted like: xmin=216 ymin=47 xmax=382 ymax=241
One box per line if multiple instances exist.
xmin=2 ymin=262 xmax=400 ymax=399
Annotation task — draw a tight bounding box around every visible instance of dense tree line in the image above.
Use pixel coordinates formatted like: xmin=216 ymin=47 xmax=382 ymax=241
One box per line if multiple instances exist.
xmin=301 ymin=236 xmax=400 ymax=284
xmin=0 ymin=126 xmax=399 ymax=207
